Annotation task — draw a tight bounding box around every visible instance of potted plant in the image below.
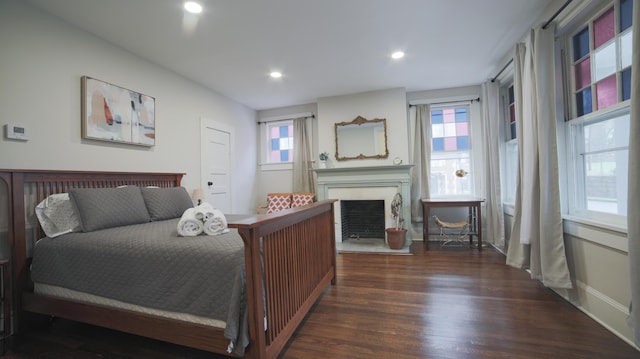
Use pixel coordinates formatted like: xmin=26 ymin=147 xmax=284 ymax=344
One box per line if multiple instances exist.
xmin=318 ymin=152 xmax=329 ymax=168
xmin=385 ymin=192 xmax=407 ymax=249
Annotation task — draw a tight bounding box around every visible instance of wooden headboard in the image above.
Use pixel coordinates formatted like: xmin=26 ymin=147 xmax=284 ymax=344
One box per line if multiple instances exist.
xmin=0 ymin=169 xmax=185 ymax=333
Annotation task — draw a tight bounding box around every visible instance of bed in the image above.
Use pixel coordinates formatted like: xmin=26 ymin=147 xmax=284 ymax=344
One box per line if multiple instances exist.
xmin=0 ymin=169 xmax=337 ymax=359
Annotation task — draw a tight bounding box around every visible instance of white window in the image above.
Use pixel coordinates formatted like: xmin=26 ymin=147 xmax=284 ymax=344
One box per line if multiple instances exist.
xmin=429 ymin=105 xmax=472 ymax=196
xmin=568 ymin=109 xmax=629 ymax=224
xmin=501 ymin=83 xmax=518 ymax=205
xmin=564 ymin=0 xmax=632 ymax=227
xmin=262 ymin=120 xmax=293 ymax=164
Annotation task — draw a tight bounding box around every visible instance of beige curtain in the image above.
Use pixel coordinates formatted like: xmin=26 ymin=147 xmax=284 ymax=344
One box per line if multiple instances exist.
xmin=292 ymin=117 xmax=315 ymax=193
xmin=410 ymin=104 xmax=431 ymax=238
xmin=480 ymin=81 xmax=505 ymax=248
xmin=505 ymin=24 xmax=572 ymax=289
xmin=627 ymin=1 xmax=640 ymax=346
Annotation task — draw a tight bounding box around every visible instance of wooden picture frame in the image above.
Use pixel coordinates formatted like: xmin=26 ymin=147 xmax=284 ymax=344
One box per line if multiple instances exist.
xmin=81 ymin=76 xmax=155 ymax=146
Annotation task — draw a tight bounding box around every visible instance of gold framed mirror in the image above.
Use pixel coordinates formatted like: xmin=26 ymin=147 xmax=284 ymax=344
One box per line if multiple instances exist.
xmin=334 ymin=116 xmax=389 ymax=161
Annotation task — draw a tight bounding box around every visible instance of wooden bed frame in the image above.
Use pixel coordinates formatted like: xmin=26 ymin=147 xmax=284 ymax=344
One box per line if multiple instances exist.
xmin=0 ymin=169 xmax=337 ymax=359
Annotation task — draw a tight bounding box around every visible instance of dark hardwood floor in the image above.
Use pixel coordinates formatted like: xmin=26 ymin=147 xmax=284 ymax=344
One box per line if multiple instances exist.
xmin=5 ymin=241 xmax=639 ymax=359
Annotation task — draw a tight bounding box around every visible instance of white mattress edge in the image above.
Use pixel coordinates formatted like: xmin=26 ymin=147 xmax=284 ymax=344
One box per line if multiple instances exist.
xmin=34 ymin=283 xmax=226 ymax=328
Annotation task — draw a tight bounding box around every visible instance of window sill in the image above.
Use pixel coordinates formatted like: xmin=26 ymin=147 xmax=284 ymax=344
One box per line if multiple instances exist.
xmin=259 ymin=162 xmax=292 ymax=171
xmin=502 ymin=206 xmax=627 ymax=252
xmin=562 ymin=215 xmax=628 ymax=253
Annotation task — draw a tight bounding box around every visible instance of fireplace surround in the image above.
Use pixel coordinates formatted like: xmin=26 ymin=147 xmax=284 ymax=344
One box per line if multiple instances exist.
xmin=314 ymin=165 xmax=412 ymax=243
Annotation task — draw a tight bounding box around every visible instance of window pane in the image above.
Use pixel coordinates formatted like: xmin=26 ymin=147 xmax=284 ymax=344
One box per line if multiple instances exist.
xmin=455 ymin=122 xmax=468 ymax=136
xmin=504 ymin=141 xmax=518 ymax=203
xmin=444 ymin=123 xmax=456 ymax=137
xmin=620 ymin=31 xmax=632 ymax=69
xmin=432 ymin=138 xmax=444 ymax=151
xmin=574 ymin=57 xmax=591 ymax=90
xmin=593 ymin=8 xmax=615 ymax=49
xmin=432 ymin=123 xmax=444 ymax=138
xmin=280 ymin=150 xmax=289 ymax=162
xmin=594 ymin=42 xmax=617 ymax=81
xmin=431 ymin=110 xmax=443 ymax=124
xmin=509 ymin=104 xmax=515 ymax=123
xmin=443 ymin=109 xmax=455 ymax=123
xmin=455 ymin=108 xmax=467 ymax=122
xmin=579 ymin=112 xmax=630 ymax=216
xmin=573 ymin=27 xmax=590 ymax=61
xmin=620 ymin=0 xmax=633 ymax=32
xmin=583 ymin=113 xmax=629 ymax=152
xmin=444 ymin=137 xmax=457 ymax=151
xmin=622 ymin=68 xmax=631 ymax=101
xmin=510 ymin=123 xmax=517 ymax=141
xmin=576 ymin=88 xmax=593 ymax=116
xmin=430 ymin=155 xmax=471 ymax=196
xmin=270 ymin=151 xmax=280 ymax=162
xmin=595 ymin=75 xmax=617 ymax=110
xmin=508 ymin=86 xmax=514 ymax=104
xmin=457 ymin=136 xmax=469 ymax=150
xmin=584 ymin=150 xmax=628 ymax=215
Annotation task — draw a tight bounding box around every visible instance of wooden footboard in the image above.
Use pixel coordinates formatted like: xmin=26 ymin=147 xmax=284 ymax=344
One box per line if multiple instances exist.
xmin=0 ymin=169 xmax=337 ymax=359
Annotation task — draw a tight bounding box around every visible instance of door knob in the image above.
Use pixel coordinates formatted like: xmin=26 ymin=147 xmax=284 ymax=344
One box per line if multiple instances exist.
xmin=207 ymin=181 xmax=213 ymax=187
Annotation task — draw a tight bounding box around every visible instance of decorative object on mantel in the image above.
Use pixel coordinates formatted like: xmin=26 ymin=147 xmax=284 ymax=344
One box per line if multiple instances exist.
xmin=455 ymin=169 xmax=469 ymax=178
xmin=385 ymin=192 xmax=407 ymax=250
xmin=318 ymin=152 xmax=329 ymax=168
xmin=334 ymin=115 xmax=389 ymax=161
xmin=81 ymin=76 xmax=155 ymax=147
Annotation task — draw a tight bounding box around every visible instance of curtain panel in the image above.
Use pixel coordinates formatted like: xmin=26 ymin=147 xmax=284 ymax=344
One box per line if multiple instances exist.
xmin=505 ymin=24 xmax=572 ymax=289
xmin=410 ymin=104 xmax=431 ymax=239
xmin=480 ymin=81 xmax=506 ymax=248
xmin=292 ymin=117 xmax=315 ymax=193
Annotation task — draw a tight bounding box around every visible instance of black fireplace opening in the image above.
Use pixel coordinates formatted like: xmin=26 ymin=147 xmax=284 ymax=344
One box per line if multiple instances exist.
xmin=340 ymin=200 xmax=385 ymax=240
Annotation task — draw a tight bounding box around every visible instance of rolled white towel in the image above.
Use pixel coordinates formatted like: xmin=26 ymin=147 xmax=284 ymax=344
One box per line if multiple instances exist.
xmin=177 ymin=208 xmax=204 ymax=237
xmin=194 ymin=202 xmax=215 ymax=221
xmin=203 ymin=208 xmax=229 ymax=236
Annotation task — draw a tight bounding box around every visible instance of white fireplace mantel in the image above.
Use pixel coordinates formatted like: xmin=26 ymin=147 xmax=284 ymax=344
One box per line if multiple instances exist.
xmin=313 ymin=165 xmax=413 ymax=241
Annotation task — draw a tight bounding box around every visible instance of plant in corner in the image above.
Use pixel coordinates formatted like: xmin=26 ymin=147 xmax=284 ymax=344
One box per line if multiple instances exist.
xmin=386 ymin=192 xmax=407 ymax=249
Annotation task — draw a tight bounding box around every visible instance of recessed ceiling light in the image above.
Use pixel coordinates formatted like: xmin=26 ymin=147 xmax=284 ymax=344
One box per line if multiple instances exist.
xmin=391 ymin=51 xmax=405 ymax=59
xmin=270 ymin=71 xmax=282 ymax=78
xmin=184 ymin=1 xmax=203 ymax=14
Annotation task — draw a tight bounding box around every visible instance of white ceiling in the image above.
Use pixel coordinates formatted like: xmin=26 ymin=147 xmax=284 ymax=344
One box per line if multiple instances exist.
xmin=26 ymin=0 xmax=554 ymax=110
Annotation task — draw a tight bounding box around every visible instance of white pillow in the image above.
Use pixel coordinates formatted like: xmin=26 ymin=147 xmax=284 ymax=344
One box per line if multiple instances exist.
xmin=35 ymin=193 xmax=82 ymax=238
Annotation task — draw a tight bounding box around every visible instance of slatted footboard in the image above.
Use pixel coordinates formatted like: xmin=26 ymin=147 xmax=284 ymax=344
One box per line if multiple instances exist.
xmin=0 ymin=169 xmax=337 ymax=359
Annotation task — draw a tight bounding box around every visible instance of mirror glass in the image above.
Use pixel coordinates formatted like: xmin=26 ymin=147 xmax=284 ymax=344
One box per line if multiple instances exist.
xmin=334 ymin=116 xmax=389 ymax=161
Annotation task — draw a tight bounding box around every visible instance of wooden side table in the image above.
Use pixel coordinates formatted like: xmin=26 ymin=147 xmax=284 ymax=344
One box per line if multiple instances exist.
xmin=422 ymin=198 xmax=484 ymax=250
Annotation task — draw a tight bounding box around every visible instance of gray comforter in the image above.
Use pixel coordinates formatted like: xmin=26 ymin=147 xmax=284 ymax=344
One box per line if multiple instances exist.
xmin=30 ymin=218 xmax=250 ymax=356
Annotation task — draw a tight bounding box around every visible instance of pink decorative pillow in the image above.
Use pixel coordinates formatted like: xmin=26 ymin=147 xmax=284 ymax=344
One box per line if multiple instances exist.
xmin=267 ymin=193 xmax=292 ymax=213
xmin=292 ymin=193 xmax=315 ymax=208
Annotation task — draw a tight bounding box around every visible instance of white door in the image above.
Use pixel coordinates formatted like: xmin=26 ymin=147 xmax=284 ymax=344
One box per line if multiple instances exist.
xmin=201 ymin=119 xmax=232 ymax=213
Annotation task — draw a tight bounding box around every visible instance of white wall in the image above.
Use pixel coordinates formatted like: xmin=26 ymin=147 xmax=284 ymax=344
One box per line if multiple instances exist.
xmin=255 ymin=88 xmax=409 ymax=199
xmin=317 ymin=88 xmax=409 ymax=168
xmin=0 ymin=0 xmax=258 ymax=213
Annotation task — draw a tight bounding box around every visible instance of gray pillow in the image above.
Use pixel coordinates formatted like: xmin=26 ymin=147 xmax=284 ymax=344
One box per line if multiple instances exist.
xmin=69 ymin=186 xmax=151 ymax=232
xmin=141 ymin=187 xmax=194 ymax=221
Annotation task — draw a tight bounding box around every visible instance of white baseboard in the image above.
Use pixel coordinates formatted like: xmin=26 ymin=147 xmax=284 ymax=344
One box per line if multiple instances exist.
xmin=553 ymin=280 xmax=640 ymax=351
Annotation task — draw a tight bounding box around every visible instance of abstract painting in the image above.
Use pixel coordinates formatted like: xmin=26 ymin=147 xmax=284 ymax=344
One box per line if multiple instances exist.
xmin=81 ymin=76 xmax=155 ymax=146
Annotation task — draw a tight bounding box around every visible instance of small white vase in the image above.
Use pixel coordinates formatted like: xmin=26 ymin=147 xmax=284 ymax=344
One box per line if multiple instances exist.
xmin=318 ymin=161 xmax=327 ymax=169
